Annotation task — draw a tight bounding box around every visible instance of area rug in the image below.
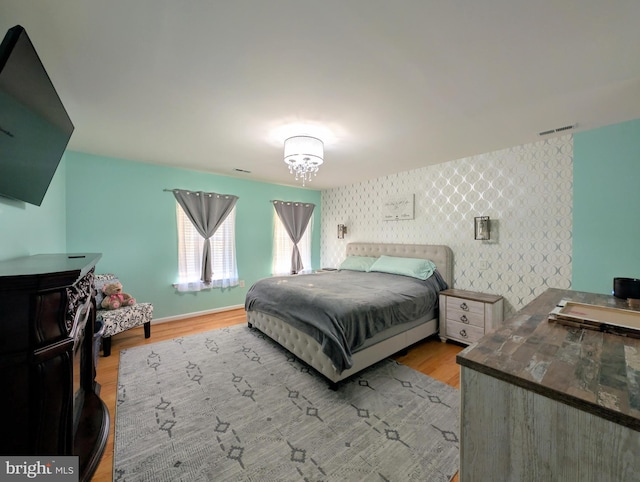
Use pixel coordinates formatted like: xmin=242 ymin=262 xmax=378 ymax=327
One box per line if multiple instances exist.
xmin=114 ymin=324 xmax=460 ymax=481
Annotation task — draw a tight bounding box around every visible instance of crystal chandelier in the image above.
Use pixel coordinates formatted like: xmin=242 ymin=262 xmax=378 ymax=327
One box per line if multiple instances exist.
xmin=283 ymin=136 xmax=324 ymax=186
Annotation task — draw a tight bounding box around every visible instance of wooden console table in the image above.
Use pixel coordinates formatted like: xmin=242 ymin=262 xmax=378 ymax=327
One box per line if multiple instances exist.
xmin=0 ymin=253 xmax=109 ymax=481
xmin=456 ymin=288 xmax=640 ymax=482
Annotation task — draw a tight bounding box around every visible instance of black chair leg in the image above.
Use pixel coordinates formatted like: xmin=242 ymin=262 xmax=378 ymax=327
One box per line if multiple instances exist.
xmin=144 ymin=321 xmax=151 ymax=339
xmin=102 ymin=336 xmax=112 ymax=357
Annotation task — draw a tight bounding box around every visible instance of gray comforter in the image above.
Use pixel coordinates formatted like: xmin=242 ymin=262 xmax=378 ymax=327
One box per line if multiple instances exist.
xmin=244 ymin=270 xmax=448 ymax=373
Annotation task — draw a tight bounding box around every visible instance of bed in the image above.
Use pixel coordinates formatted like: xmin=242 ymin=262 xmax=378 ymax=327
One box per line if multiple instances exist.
xmin=245 ymin=242 xmax=453 ymax=386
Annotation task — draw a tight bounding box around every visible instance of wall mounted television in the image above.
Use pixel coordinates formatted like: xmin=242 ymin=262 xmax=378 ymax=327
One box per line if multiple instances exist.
xmin=0 ymin=25 xmax=74 ymax=206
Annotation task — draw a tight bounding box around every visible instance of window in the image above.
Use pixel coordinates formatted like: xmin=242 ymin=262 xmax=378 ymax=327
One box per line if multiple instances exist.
xmin=175 ymin=204 xmax=238 ymax=291
xmin=272 ymin=214 xmax=312 ymax=275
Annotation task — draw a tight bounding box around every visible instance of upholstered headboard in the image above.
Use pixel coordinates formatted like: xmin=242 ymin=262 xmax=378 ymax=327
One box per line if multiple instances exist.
xmin=345 ymin=242 xmax=453 ymax=288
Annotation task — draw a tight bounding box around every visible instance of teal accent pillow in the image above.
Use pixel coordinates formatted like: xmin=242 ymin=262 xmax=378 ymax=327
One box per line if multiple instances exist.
xmin=338 ymin=256 xmax=378 ymax=272
xmin=368 ymin=255 xmax=436 ymax=280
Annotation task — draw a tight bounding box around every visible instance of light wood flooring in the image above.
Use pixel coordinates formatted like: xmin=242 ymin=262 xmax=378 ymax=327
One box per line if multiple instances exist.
xmin=92 ymin=308 xmax=463 ymax=481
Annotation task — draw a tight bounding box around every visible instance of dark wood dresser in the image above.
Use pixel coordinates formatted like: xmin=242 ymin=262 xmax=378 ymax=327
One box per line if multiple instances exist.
xmin=0 ymin=253 xmax=109 ymax=481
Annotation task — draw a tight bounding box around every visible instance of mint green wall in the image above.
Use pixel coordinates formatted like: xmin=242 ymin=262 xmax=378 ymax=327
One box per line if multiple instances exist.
xmin=573 ymin=118 xmax=640 ymax=294
xmin=0 ymin=157 xmax=67 ymax=261
xmin=65 ymin=151 xmax=321 ymax=319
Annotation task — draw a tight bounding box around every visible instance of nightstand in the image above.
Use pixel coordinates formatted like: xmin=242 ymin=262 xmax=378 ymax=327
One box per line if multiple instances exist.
xmin=439 ymin=288 xmax=504 ymax=345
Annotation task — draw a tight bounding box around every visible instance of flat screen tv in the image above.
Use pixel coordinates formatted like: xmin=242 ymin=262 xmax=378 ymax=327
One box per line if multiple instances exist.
xmin=0 ymin=25 xmax=74 ymax=206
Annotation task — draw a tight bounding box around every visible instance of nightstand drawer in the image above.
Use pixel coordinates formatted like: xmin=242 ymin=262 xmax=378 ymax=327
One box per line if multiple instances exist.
xmin=446 ymin=296 xmax=485 ymax=316
xmin=446 ymin=309 xmax=484 ymax=328
xmin=446 ymin=320 xmax=484 ymax=344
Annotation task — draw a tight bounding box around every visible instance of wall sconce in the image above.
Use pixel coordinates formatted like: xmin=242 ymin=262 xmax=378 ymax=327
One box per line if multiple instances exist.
xmin=474 ymin=216 xmax=490 ymax=240
xmin=337 ymin=224 xmax=347 ymax=239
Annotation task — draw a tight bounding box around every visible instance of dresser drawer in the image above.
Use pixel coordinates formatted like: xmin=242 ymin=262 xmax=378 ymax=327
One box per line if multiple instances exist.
xmin=446 ymin=297 xmax=485 ymax=328
xmin=446 ymin=320 xmax=484 ymax=344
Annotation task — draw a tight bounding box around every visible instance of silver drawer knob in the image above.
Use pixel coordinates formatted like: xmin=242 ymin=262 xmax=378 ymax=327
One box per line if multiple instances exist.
xmin=460 ymin=329 xmax=467 ymax=338
xmin=460 ymin=315 xmax=469 ymax=323
xmin=460 ymin=302 xmax=469 ymax=311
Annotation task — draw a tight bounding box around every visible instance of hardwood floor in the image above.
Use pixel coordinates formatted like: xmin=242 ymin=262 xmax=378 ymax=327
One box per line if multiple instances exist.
xmin=91 ymin=308 xmax=463 ymax=481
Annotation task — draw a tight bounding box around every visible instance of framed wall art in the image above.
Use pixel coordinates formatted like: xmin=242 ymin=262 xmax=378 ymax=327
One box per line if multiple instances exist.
xmin=382 ymin=194 xmax=414 ymax=220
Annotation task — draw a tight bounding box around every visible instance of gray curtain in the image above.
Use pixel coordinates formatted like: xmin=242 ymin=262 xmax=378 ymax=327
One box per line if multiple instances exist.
xmin=272 ymin=200 xmax=315 ymax=274
xmin=172 ymin=189 xmax=239 ymax=283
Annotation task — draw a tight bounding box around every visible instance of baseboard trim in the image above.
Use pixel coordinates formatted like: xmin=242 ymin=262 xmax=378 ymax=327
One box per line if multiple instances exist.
xmin=151 ymin=304 xmax=245 ymax=324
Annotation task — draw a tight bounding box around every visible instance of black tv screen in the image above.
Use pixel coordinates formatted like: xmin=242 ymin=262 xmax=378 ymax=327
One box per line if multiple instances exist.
xmin=0 ymin=25 xmax=74 ymax=206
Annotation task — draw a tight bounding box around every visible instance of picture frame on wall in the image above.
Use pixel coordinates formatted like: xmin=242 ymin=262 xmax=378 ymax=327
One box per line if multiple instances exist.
xmin=382 ymin=194 xmax=414 ymax=220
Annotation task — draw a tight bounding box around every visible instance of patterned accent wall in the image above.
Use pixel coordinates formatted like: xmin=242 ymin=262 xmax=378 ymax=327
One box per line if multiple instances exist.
xmin=321 ymin=135 xmax=573 ymax=317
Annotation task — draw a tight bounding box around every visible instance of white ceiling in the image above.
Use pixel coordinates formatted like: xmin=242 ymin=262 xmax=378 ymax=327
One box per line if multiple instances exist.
xmin=2 ymin=1 xmax=640 ymax=190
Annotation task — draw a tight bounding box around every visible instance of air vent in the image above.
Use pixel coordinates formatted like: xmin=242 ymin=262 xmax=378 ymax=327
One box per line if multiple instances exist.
xmin=539 ymin=124 xmax=576 ymax=136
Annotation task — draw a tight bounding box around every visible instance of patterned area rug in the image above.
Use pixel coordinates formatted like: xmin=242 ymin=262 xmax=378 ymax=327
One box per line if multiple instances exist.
xmin=114 ymin=325 xmax=460 ymax=481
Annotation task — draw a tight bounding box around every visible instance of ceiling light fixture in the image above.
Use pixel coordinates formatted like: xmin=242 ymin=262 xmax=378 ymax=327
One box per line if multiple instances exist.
xmin=283 ymin=135 xmax=324 ymax=186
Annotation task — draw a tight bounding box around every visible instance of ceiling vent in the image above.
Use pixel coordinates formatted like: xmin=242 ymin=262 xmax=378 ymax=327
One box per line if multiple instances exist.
xmin=539 ymin=124 xmax=576 ymax=136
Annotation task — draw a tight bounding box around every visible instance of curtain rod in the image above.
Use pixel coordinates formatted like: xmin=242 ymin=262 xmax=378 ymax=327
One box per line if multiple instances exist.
xmin=271 ymin=200 xmax=316 ymax=205
xmin=165 ymin=189 xmax=239 ymax=199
